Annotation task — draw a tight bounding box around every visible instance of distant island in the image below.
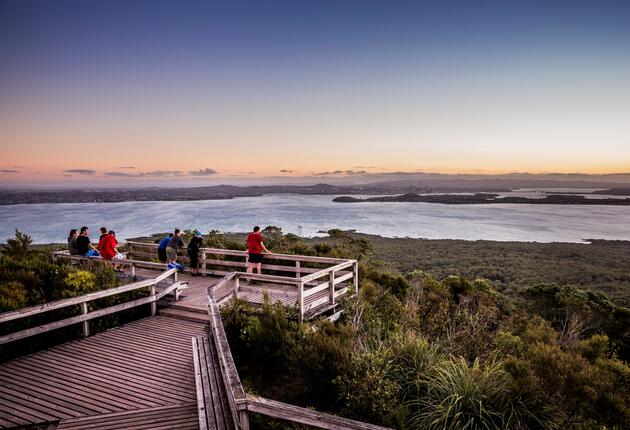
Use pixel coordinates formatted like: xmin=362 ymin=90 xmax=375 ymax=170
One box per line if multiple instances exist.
xmin=333 ymin=192 xmax=630 ymax=205
xmin=2 ymin=181 xmax=629 ymax=205
xmin=0 ymin=183 xmax=507 ymax=205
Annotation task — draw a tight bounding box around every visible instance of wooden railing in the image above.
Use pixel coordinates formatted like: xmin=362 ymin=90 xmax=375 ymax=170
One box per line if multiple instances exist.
xmin=205 ymin=277 xmax=391 ymax=430
xmin=127 ymin=241 xmax=359 ymax=321
xmin=0 ymin=266 xmax=185 ymax=345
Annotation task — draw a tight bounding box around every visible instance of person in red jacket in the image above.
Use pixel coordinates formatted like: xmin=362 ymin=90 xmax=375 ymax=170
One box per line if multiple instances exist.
xmin=246 ymin=226 xmax=270 ymax=274
xmin=98 ymin=230 xmax=122 ymax=271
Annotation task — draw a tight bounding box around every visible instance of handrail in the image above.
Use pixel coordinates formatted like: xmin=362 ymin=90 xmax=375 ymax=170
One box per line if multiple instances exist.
xmin=239 ymin=395 xmax=392 ymax=430
xmin=207 ymin=276 xmax=245 ymax=427
xmin=126 ymin=240 xmax=349 ymax=264
xmin=0 ymin=265 xmax=183 ymax=345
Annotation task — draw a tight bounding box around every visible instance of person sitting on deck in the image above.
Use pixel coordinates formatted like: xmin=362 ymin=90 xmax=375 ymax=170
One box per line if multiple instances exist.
xmin=187 ymin=230 xmax=204 ymax=276
xmin=76 ymin=226 xmax=99 ymax=257
xmin=99 ymin=230 xmax=125 ymax=271
xmin=157 ymin=233 xmax=173 ymax=263
xmin=99 ymin=226 xmax=108 ymax=241
xmin=67 ymin=229 xmax=79 ymax=255
xmin=166 ymin=228 xmax=185 ymax=265
xmin=247 ymin=226 xmax=270 ymax=274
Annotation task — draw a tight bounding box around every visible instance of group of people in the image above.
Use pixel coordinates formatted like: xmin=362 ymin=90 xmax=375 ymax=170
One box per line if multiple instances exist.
xmin=67 ymin=226 xmax=126 ymax=271
xmin=156 ymin=226 xmax=270 ymax=275
xmin=67 ymin=225 xmax=271 ymax=275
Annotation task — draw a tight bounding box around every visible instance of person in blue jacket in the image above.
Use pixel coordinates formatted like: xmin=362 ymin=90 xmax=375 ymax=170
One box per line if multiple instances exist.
xmin=157 ymin=233 xmax=173 ymax=263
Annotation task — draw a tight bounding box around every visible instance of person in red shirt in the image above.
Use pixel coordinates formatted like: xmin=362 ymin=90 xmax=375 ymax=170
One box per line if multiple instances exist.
xmin=98 ymin=230 xmax=122 ymax=271
xmin=247 ymin=226 xmax=270 ymax=274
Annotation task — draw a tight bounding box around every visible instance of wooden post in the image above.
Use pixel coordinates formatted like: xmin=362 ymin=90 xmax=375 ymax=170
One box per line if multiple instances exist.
xmin=353 ymin=261 xmax=359 ymax=292
xmin=298 ymin=281 xmax=304 ymax=323
xmin=150 ymin=284 xmax=156 ymax=316
xmin=329 ymin=270 xmax=336 ymax=305
xmin=81 ymin=302 xmax=89 ymax=337
xmin=295 ymin=260 xmax=301 ymax=279
xmin=234 ymin=275 xmax=240 ymax=299
xmin=239 ymin=410 xmax=250 ymax=430
xmin=130 ymin=262 xmax=136 ymax=278
xmin=174 ymin=271 xmax=178 ymax=283
xmin=201 ymin=250 xmax=206 ymax=276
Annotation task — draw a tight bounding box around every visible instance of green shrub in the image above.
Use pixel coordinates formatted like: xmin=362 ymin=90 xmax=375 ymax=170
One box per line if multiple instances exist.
xmin=410 ymin=358 xmax=544 ymax=430
xmin=0 ymin=281 xmax=28 ymax=312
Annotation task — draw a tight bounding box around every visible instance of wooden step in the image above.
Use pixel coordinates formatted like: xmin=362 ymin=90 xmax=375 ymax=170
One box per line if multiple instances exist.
xmin=159 ymin=308 xmax=208 ymax=323
xmin=164 ymin=303 xmax=207 ymax=314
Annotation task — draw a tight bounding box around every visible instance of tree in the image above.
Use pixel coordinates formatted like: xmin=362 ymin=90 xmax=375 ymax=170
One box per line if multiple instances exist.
xmin=3 ymin=229 xmax=32 ymax=260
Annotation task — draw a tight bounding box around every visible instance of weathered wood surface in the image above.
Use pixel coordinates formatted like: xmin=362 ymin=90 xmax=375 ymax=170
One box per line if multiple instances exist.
xmin=240 ymin=395 xmax=392 ymax=430
xmin=0 ymin=316 xmax=206 ymax=429
xmin=56 ymin=403 xmax=200 ymax=430
xmin=192 ymin=336 xmax=236 ymax=430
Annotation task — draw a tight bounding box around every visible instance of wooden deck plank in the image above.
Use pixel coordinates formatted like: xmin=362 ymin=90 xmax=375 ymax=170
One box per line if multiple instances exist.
xmin=0 ymin=316 xmax=206 ymax=429
xmin=57 ymin=403 xmax=199 ymax=430
xmin=4 ymin=353 xmax=194 ymax=406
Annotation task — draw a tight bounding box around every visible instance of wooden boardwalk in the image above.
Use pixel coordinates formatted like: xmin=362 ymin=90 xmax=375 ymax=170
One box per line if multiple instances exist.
xmin=0 ymin=250 xmax=376 ymax=430
xmin=0 ymin=315 xmax=206 ymax=429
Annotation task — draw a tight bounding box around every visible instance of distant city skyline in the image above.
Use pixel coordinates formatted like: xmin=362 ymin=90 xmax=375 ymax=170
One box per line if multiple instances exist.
xmin=1 ymin=0 xmax=629 ymax=186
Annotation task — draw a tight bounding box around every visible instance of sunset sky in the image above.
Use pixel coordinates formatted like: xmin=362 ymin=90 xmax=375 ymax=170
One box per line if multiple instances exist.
xmin=1 ymin=0 xmax=629 ymax=186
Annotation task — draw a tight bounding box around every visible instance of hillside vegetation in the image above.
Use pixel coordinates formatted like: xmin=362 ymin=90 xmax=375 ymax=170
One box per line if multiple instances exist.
xmin=3 ymin=228 xmax=629 ymax=428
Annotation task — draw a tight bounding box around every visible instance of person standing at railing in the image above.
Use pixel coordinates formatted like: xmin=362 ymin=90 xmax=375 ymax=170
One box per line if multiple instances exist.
xmin=187 ymin=230 xmax=204 ymax=276
xmin=157 ymin=233 xmax=173 ymax=263
xmin=247 ymin=226 xmax=270 ymax=274
xmin=166 ymin=228 xmax=185 ymax=265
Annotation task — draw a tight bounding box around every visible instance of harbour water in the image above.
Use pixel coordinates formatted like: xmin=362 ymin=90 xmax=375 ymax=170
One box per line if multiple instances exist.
xmin=2 ymin=194 xmax=630 ymax=244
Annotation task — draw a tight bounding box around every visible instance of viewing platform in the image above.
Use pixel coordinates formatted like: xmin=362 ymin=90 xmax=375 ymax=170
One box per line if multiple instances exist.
xmin=0 ymin=246 xmax=388 ymax=430
xmin=55 ymin=241 xmax=359 ymax=322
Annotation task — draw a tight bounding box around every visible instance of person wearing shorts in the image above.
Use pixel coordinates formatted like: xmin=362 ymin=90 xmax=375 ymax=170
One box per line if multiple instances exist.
xmin=246 ymin=226 xmax=270 ymax=274
xmin=157 ymin=233 xmax=173 ymax=263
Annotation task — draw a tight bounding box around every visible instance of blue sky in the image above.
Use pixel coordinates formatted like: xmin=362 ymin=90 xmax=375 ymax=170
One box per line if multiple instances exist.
xmin=1 ymin=0 xmax=629 ymax=185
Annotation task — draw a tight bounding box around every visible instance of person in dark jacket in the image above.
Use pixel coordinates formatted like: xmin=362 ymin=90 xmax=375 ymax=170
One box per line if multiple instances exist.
xmin=67 ymin=229 xmax=79 ymax=255
xmin=187 ymin=230 xmax=204 ymax=276
xmin=157 ymin=233 xmax=173 ymax=263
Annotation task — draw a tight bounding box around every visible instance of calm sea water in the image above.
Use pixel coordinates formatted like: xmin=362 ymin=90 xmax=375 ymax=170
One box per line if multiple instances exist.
xmin=1 ymin=194 xmax=629 ymax=244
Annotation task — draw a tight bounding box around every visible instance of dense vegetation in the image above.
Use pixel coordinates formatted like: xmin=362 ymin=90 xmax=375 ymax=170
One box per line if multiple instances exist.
xmin=308 ymin=234 xmax=630 ymax=307
xmin=2 ymin=228 xmax=629 ymax=428
xmin=0 ymin=230 xmax=149 ymax=361
xmin=215 ymin=229 xmax=630 ymax=429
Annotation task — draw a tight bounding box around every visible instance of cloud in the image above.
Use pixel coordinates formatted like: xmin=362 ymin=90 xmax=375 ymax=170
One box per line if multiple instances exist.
xmin=279 ymin=169 xmax=294 ymax=173
xmin=144 ymin=170 xmax=183 ymax=177
xmin=314 ymin=169 xmax=369 ymax=176
xmin=0 ymin=169 xmax=18 ymax=173
xmin=117 ymin=166 xmax=136 ymax=169
xmin=64 ymin=169 xmax=96 ymax=175
xmin=188 ymin=168 xmax=218 ymax=176
xmin=105 ymin=171 xmax=143 ymax=178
